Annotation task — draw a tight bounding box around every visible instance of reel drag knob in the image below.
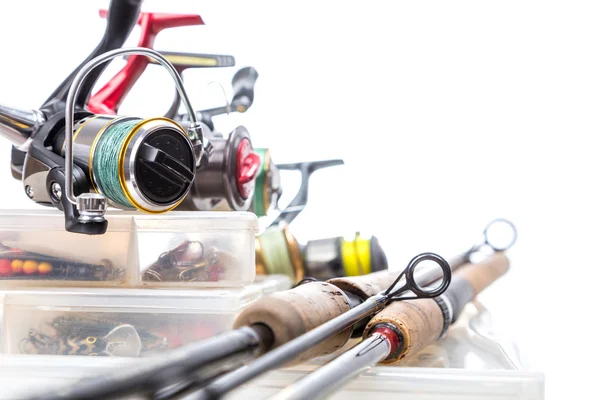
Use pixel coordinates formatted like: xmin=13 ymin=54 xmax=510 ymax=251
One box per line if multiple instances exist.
xmin=132 ymin=122 xmax=195 ymax=208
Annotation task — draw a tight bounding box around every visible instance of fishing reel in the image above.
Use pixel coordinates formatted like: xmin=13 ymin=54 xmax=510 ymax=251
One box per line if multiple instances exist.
xmin=0 ymin=1 xmax=215 ymax=234
xmin=3 ymin=48 xmax=206 ymax=236
xmin=254 ymin=160 xmax=388 ymax=283
xmin=87 ymin=8 xmax=262 ymax=212
xmin=256 ymin=229 xmax=388 ymax=284
xmin=141 ymin=49 xmax=271 ymax=213
xmin=1 ymin=1 xmax=266 ymax=234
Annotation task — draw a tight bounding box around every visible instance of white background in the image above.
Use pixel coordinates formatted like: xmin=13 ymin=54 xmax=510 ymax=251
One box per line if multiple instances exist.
xmin=0 ymin=1 xmax=598 ymax=398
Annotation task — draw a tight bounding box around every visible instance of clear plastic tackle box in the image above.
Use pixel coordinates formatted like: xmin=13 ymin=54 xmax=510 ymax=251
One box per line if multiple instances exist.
xmin=0 ymin=275 xmax=291 ymax=357
xmin=0 ymin=209 xmax=258 ymax=288
xmin=0 ymin=301 xmax=543 ymax=399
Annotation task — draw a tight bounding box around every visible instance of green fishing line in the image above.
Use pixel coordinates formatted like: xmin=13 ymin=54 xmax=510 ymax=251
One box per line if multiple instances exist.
xmin=92 ymin=118 xmax=141 ymax=208
xmin=253 ymin=148 xmax=268 ymax=217
xmin=258 ymin=227 xmax=296 ymax=280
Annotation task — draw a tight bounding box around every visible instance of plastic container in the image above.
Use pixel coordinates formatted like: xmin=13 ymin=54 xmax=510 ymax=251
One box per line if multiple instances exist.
xmin=0 ymin=275 xmax=291 ymax=357
xmin=0 ymin=209 xmax=258 ymax=288
xmin=0 ymin=301 xmax=542 ymax=400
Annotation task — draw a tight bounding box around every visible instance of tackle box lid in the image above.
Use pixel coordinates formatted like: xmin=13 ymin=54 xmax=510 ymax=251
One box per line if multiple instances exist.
xmin=0 ymin=275 xmax=291 ymax=312
xmin=0 ymin=209 xmax=259 ymax=232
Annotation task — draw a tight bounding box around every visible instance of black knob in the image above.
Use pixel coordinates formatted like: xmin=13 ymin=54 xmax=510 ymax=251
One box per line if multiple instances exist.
xmin=135 ymin=129 xmax=195 ymax=204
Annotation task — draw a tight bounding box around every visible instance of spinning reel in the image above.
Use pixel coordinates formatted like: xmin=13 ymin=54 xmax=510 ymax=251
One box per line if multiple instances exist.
xmin=0 ymin=1 xmax=262 ymax=234
xmin=255 ymin=160 xmax=388 ymax=282
xmin=89 ymin=8 xmax=262 ymax=212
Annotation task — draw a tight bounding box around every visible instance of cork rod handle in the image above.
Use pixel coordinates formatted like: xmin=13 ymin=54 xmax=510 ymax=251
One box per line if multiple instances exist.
xmin=365 ymin=253 xmax=510 ymax=364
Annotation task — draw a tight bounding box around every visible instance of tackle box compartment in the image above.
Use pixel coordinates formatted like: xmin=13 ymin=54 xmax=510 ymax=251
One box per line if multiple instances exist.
xmin=0 ymin=209 xmax=258 ymax=288
xmin=0 ymin=301 xmax=543 ymax=399
xmin=0 ymin=275 xmax=291 ymax=357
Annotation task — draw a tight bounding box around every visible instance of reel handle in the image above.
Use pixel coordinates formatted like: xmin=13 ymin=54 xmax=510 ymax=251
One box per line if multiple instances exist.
xmin=231 ymin=67 xmax=259 ymax=113
xmin=190 ymin=67 xmax=260 ymax=131
xmin=159 ymin=51 xmax=236 ymax=119
xmin=269 ymin=159 xmax=344 ymax=227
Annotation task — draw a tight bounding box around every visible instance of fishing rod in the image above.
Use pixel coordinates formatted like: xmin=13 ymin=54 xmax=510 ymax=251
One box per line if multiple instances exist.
xmin=36 ymin=251 xmax=453 ymax=400
xmin=270 ymin=253 xmax=510 ymax=400
xmin=175 ymin=220 xmax=517 ymax=399
xmin=184 ymin=253 xmax=451 ymax=400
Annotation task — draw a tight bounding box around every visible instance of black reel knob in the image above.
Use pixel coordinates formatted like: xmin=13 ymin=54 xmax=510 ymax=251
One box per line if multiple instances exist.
xmin=135 ymin=128 xmax=195 ymax=205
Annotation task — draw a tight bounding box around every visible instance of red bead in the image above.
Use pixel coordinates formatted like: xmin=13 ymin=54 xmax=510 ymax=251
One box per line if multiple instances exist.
xmin=0 ymin=259 xmax=12 ymax=277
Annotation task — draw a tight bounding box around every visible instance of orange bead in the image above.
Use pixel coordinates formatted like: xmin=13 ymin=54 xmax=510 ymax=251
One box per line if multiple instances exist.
xmin=11 ymin=259 xmax=23 ymax=274
xmin=0 ymin=259 xmax=12 ymax=277
xmin=38 ymin=262 xmax=53 ymax=275
xmin=22 ymin=260 xmax=38 ymax=275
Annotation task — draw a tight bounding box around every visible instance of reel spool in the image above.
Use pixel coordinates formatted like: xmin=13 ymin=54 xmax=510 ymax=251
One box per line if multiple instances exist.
xmin=61 ymin=115 xmax=195 ymax=212
xmin=255 ymin=226 xmax=304 ymax=283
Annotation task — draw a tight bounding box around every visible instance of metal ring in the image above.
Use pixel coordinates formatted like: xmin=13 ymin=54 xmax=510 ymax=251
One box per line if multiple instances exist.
xmin=404 ymin=252 xmax=452 ymax=298
xmin=483 ymin=218 xmax=518 ymax=251
xmin=64 ymin=47 xmax=206 ymax=208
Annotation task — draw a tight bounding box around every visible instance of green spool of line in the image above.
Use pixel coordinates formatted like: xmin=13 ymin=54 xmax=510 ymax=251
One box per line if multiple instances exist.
xmin=92 ymin=118 xmax=142 ymax=208
xmin=258 ymin=227 xmax=296 ymax=281
xmin=253 ymin=148 xmax=269 ymax=217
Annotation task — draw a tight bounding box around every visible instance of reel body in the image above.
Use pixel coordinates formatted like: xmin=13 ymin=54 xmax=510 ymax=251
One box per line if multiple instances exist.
xmin=177 ymin=127 xmax=260 ymax=212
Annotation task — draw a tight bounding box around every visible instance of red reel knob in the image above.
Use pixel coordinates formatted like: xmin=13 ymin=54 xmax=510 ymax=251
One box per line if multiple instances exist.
xmin=236 ymin=138 xmax=260 ymax=198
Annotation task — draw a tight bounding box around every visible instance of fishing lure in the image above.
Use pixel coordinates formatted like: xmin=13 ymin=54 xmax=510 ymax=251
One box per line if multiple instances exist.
xmin=142 ymin=241 xmax=225 ymax=282
xmin=0 ymin=246 xmax=120 ymax=281
xmin=21 ymin=315 xmax=167 ymax=357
